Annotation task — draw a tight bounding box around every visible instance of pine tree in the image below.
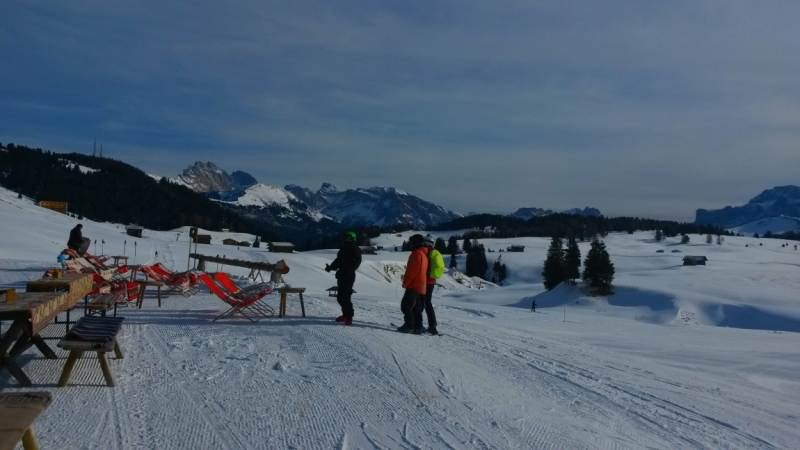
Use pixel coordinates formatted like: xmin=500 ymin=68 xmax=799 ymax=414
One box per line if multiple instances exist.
xmin=717 ymin=235 xmax=723 ymax=245
xmin=681 ymin=234 xmax=690 ymax=244
xmin=463 ymin=238 xmax=473 ymax=253
xmin=498 ymin=264 xmax=507 ymax=284
xmin=449 ymin=253 xmax=458 ymax=270
xmin=654 ymin=229 xmax=663 ymax=242
xmin=582 ymin=238 xmax=614 ymax=294
xmin=434 ymin=237 xmax=447 ymax=253
xmin=465 ymin=242 xmax=488 ymax=279
xmin=447 ymin=236 xmax=460 ymax=255
xmin=706 ymin=234 xmax=713 ymax=244
xmin=564 ymin=234 xmax=581 ymax=283
xmin=542 ymin=235 xmax=565 ymax=291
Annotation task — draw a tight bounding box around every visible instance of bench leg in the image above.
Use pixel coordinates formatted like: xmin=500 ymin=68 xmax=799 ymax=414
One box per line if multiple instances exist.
xmin=113 ymin=340 xmax=124 ymax=359
xmin=299 ymin=293 xmax=306 ymax=317
xmin=157 ymin=286 xmax=162 ymax=307
xmin=58 ymin=350 xmax=84 ymax=387
xmin=97 ymin=352 xmax=115 ymax=387
xmin=21 ymin=426 xmax=39 ymax=450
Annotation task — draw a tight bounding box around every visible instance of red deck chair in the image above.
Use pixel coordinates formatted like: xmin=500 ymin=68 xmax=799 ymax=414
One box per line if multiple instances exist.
xmin=200 ymin=274 xmax=274 ymax=322
xmin=140 ymin=265 xmax=194 ymax=297
xmin=152 ymin=262 xmax=200 ymax=287
xmin=212 ymin=272 xmax=272 ymax=298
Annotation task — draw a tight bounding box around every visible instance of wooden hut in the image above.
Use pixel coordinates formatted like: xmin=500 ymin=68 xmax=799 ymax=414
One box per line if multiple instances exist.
xmin=268 ymin=242 xmax=295 ymax=253
xmin=683 ymin=256 xmax=708 ymax=266
xmin=506 ymin=245 xmax=525 ymax=252
xmin=359 ymin=246 xmax=377 ymax=255
xmin=126 ymin=226 xmax=143 ymax=238
xmin=193 ymin=234 xmax=211 ymax=244
xmin=222 ymin=238 xmax=239 ymax=246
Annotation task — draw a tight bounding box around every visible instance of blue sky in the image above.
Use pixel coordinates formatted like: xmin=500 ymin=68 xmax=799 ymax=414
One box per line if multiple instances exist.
xmin=2 ymin=1 xmax=799 ymax=221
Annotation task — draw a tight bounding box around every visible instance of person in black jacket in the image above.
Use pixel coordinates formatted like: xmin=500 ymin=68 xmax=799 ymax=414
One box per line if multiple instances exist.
xmin=326 ymin=231 xmax=362 ymax=326
xmin=67 ymin=224 xmax=84 ymax=254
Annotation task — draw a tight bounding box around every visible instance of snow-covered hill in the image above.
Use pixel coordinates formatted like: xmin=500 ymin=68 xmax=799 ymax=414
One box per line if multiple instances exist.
xmin=1 ymin=184 xmax=799 ymax=448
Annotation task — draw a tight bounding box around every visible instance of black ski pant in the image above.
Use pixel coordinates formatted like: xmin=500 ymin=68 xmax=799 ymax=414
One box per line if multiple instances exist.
xmin=422 ymin=283 xmax=437 ymax=329
xmin=336 ymin=274 xmax=355 ymax=318
xmin=400 ymin=288 xmax=423 ymax=330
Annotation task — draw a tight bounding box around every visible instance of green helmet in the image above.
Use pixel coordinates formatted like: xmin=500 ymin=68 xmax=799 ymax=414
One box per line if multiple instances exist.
xmin=344 ymin=231 xmax=357 ymax=242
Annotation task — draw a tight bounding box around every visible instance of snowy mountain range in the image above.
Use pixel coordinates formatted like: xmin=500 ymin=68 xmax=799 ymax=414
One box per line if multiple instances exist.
xmin=510 ymin=206 xmax=602 ymax=220
xmin=155 ymin=162 xmax=462 ymax=229
xmin=695 ymin=185 xmax=800 ymax=233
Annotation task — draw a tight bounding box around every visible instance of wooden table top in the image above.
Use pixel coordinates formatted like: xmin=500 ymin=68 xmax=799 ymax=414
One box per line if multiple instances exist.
xmin=276 ymin=287 xmax=306 ymax=293
xmin=0 ymin=291 xmax=72 ymax=335
xmin=25 ymin=273 xmax=93 ymax=305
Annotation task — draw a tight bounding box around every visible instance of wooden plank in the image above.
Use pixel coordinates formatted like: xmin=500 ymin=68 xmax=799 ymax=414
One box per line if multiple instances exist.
xmin=0 ymin=392 xmax=52 ymax=450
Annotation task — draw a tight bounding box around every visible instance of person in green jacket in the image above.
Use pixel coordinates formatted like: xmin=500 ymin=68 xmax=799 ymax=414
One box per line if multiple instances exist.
xmin=422 ymin=235 xmax=445 ymax=335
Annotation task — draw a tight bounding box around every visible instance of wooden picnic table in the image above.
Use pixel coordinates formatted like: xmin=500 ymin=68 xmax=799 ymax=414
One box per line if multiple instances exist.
xmin=25 ymin=273 xmax=93 ymax=305
xmin=276 ymin=287 xmax=306 ymax=318
xmin=127 ymin=264 xmax=143 ymax=281
xmin=0 ymin=391 xmax=52 ymax=450
xmin=0 ymin=291 xmax=75 ymax=386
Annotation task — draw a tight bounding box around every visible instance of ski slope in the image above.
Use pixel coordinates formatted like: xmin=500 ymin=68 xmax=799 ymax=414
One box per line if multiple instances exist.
xmin=1 ymin=186 xmax=799 ymax=449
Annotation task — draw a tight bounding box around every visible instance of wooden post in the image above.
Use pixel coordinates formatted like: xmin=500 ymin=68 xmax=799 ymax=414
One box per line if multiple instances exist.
xmin=21 ymin=426 xmax=39 ymax=450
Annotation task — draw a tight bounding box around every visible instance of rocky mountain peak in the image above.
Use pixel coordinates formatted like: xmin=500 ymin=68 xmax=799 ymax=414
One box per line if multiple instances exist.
xmin=177 ymin=162 xmax=257 ymax=193
xmin=696 ymin=185 xmax=800 ymax=228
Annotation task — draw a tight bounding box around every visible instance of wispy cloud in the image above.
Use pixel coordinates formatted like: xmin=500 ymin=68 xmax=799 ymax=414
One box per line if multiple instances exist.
xmin=2 ymin=1 xmax=799 ymax=221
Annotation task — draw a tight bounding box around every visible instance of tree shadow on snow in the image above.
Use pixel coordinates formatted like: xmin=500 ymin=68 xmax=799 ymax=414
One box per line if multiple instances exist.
xmin=702 ymin=304 xmax=800 ymax=333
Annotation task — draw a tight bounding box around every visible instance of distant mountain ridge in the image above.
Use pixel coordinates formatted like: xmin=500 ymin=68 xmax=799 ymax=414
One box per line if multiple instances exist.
xmin=695 ymin=186 xmax=800 ymax=230
xmin=511 ymin=206 xmax=602 ymax=220
xmin=167 ymin=163 xmax=462 ymax=229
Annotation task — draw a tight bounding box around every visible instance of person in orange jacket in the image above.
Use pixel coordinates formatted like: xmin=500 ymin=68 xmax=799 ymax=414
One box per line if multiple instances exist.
xmin=397 ymin=234 xmax=429 ymax=334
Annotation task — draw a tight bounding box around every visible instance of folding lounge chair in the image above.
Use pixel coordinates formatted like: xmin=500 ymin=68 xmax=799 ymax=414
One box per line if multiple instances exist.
xmin=152 ymin=262 xmax=201 ymax=288
xmin=200 ymin=274 xmax=274 ymax=322
xmin=62 ymin=257 xmax=120 ymax=281
xmin=140 ymin=265 xmax=194 ymax=297
xmin=213 ymin=272 xmax=271 ymax=298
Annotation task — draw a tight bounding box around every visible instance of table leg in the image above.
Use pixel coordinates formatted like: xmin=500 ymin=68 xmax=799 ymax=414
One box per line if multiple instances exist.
xmin=0 ymin=320 xmax=33 ymax=386
xmin=137 ymin=285 xmax=145 ymax=309
xmin=31 ymin=335 xmax=58 ymax=359
xmin=279 ymin=293 xmax=287 ymax=318
xmin=299 ymin=293 xmax=306 ymax=317
xmin=157 ymin=286 xmax=162 ymax=307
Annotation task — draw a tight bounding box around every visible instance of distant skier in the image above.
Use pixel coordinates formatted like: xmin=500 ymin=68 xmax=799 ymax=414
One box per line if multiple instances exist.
xmin=422 ymin=236 xmax=444 ymax=335
xmin=396 ymin=234 xmax=429 ymax=334
xmin=531 ymin=300 xmax=537 ymax=312
xmin=325 ymin=231 xmax=362 ymax=326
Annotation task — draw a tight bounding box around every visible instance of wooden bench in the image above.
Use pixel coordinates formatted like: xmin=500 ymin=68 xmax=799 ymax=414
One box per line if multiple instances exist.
xmin=57 ymin=316 xmax=124 ymax=387
xmin=0 ymin=392 xmax=52 ymax=450
xmin=84 ymin=293 xmax=124 ymax=317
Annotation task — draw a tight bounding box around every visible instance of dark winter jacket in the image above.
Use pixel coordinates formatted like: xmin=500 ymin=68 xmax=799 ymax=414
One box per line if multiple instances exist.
xmin=329 ymin=242 xmax=362 ymax=280
xmin=67 ymin=226 xmax=83 ymax=250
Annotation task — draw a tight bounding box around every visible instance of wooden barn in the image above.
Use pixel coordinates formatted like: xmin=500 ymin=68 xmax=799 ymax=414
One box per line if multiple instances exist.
xmin=222 ymin=238 xmax=239 ymax=246
xmin=193 ymin=234 xmax=211 ymax=244
xmin=506 ymin=245 xmax=525 ymax=252
xmin=359 ymin=246 xmax=377 ymax=255
xmin=683 ymin=256 xmax=708 ymax=266
xmin=268 ymin=242 xmax=295 ymax=253
xmin=126 ymin=226 xmax=143 ymax=238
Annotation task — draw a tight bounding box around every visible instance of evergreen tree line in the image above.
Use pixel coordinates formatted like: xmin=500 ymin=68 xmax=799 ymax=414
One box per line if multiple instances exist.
xmin=429 ymin=213 xmax=731 ymax=240
xmin=542 ymin=233 xmax=615 ymax=294
xmin=0 ymin=144 xmax=283 ymax=242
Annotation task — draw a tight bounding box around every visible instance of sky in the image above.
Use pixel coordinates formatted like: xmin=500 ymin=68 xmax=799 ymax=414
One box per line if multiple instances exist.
xmin=2 ymin=1 xmax=799 ymax=222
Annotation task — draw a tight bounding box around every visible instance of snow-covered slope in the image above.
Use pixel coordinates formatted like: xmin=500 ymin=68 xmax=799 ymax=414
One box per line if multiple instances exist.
xmin=1 ymin=185 xmax=799 ymax=449
xmin=729 ymin=215 xmax=800 ymax=236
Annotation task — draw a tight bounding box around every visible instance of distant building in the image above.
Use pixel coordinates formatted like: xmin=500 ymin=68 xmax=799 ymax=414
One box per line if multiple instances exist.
xmin=359 ymin=246 xmax=377 ymax=255
xmin=683 ymin=256 xmax=708 ymax=266
xmin=222 ymin=238 xmax=239 ymax=246
xmin=268 ymin=242 xmax=295 ymax=253
xmin=238 ymin=241 xmax=251 ymax=247
xmin=126 ymin=225 xmax=143 ymax=238
xmin=506 ymin=245 xmax=525 ymax=252
xmin=193 ymin=235 xmax=211 ymax=244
